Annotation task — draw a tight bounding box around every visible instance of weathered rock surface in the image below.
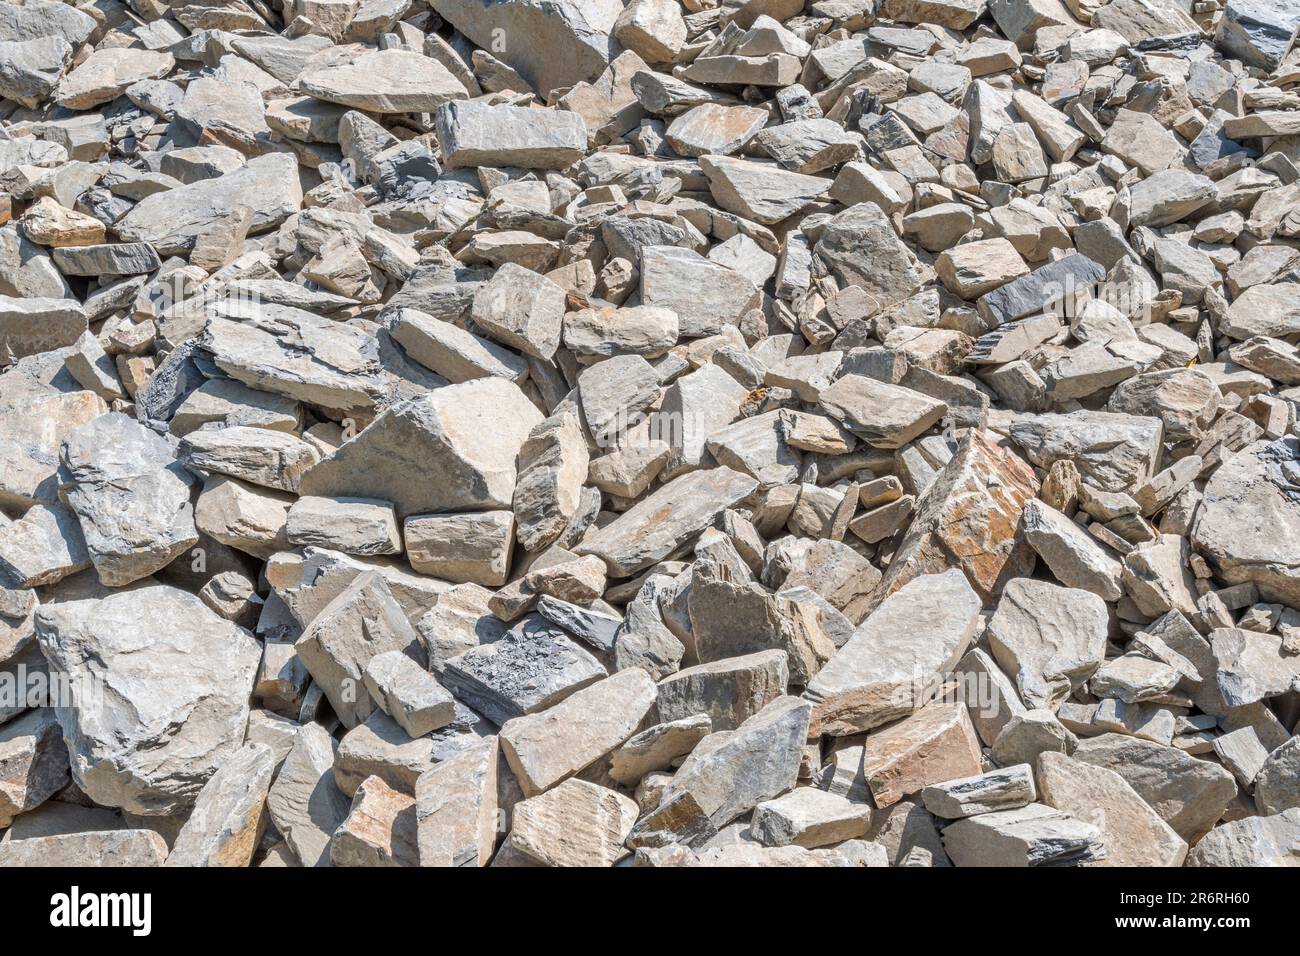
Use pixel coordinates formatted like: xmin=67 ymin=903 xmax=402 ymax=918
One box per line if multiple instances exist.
xmin=34 ymin=586 xmax=260 ymax=816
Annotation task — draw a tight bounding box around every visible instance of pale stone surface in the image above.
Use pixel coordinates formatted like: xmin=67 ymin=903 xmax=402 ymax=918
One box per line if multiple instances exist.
xmin=985 ymin=578 xmax=1109 ymax=710
xmin=1072 ymin=734 xmax=1237 ymax=843
xmin=299 ymin=378 xmax=542 ymax=518
xmin=267 ymin=723 xmax=351 ymax=868
xmin=752 ymin=787 xmax=871 ymax=848
xmin=294 ymin=571 xmax=423 ymax=729
xmin=165 ymin=744 xmax=276 ymax=868
xmin=659 ymin=695 xmax=811 ymax=829
xmin=496 ymin=778 xmax=637 ymax=867
xmin=34 ymin=586 xmax=260 ymax=815
xmin=500 ymin=668 xmax=657 ymax=796
xmin=942 ymin=803 xmax=1106 ymax=867
xmin=4 ymin=0 xmax=1299 ymax=872
xmin=330 ymin=775 xmax=419 ymax=867
xmin=415 ymin=736 xmax=500 ymax=867
xmin=804 ymin=569 xmax=980 ymax=736
xmin=1036 ymin=751 xmax=1187 ymax=867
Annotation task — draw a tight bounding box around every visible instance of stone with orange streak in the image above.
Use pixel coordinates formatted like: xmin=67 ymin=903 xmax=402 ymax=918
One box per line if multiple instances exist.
xmin=870 ymin=428 xmax=1040 ymax=609
xmin=859 ymin=702 xmax=985 ymax=809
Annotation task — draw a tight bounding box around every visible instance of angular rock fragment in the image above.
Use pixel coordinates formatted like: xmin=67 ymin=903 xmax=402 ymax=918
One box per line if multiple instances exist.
xmin=804 ymin=569 xmax=979 ymax=736
xmin=299 ymin=379 xmax=542 ymax=518
xmin=166 ymin=744 xmax=276 ymax=868
xmin=859 ymin=703 xmax=984 ymax=809
xmin=922 ymin=765 xmax=1036 ymax=819
xmin=496 ymin=779 xmax=636 ymax=868
xmin=34 ymin=586 xmax=260 ymax=815
xmin=942 ymin=803 xmax=1106 ymax=867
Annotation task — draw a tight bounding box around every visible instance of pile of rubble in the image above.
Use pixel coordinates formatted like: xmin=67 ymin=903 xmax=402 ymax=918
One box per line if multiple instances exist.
xmin=2 ymin=0 xmax=1299 ymax=868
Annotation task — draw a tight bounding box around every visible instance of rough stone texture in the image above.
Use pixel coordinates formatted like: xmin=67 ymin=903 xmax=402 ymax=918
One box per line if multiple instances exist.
xmin=1072 ymin=734 xmax=1238 ymax=843
xmin=804 ymin=569 xmax=980 ymax=736
xmin=500 ymin=668 xmax=658 ymax=796
xmin=59 ymin=413 xmax=198 ymax=587
xmin=34 ymin=586 xmax=260 ymax=816
xmin=1036 ymin=752 xmax=1187 ymax=867
xmin=858 ymin=703 xmax=985 ymax=809
xmin=299 ymin=378 xmax=542 ymax=519
xmin=3 ymin=0 xmax=1299 ymax=873
xmin=986 ymin=578 xmax=1109 ymax=710
xmin=165 ymin=743 xmax=276 ymax=867
xmin=873 ymin=429 xmax=1040 ymax=606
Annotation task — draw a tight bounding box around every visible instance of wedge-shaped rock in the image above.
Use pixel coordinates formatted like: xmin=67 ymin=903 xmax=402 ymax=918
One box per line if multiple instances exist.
xmin=698 ymin=155 xmax=831 ymax=225
xmin=196 ymin=476 xmax=292 ymax=560
xmin=666 ymin=103 xmax=767 ymax=157
xmin=165 ymin=743 xmax=276 ymax=868
xmin=819 ymin=376 xmax=946 ymax=449
xmin=300 ymin=49 xmax=467 ymax=113
xmin=576 ymin=466 xmax=758 ymax=577
xmin=804 ymin=569 xmax=980 ymax=737
xmin=0 ymin=708 xmax=68 ymax=828
xmin=295 ymin=571 xmax=422 ymax=730
xmin=1192 ymin=438 xmax=1300 ymax=608
xmin=563 ymin=305 xmax=679 ymax=359
xmin=414 ymin=736 xmax=500 ymax=867
xmin=1036 ymin=751 xmax=1187 ymax=867
xmin=500 ymin=668 xmax=657 ymax=796
xmin=922 ymin=765 xmax=1036 ymax=819
xmin=608 ymin=714 xmax=711 ymax=786
xmin=1007 ymin=410 xmax=1162 ymax=493
xmin=986 ymin=578 xmax=1109 ymax=711
xmin=429 ymin=0 xmax=623 ymax=98
xmin=936 ymin=238 xmax=1029 ymax=300
xmin=34 ymin=585 xmax=260 ymax=815
xmin=659 ymin=695 xmax=811 ymax=829
xmin=391 ymin=308 xmax=526 ymax=384
xmin=1072 ymin=734 xmax=1237 ymax=843
xmin=333 ymin=710 xmax=438 ymax=797
xmin=0 ymin=503 xmax=90 ymax=588
xmin=859 ymin=703 xmax=984 ymax=809
xmin=942 ymin=803 xmax=1105 ymax=867
xmin=299 ymin=378 xmax=542 ymax=518
xmin=267 ymin=722 xmax=351 ymax=867
xmin=752 ymin=787 xmax=871 ymax=848
xmin=441 ymin=617 xmax=605 ymax=726
xmin=437 ymin=100 xmax=586 ymax=169
xmin=179 ymin=425 xmax=319 ymax=494
xmin=1022 ymin=499 xmax=1123 ymax=600
xmin=114 ymin=153 xmax=302 ymax=256
xmin=875 ymin=429 xmax=1040 ymax=605
xmin=496 ymin=778 xmax=636 ymax=867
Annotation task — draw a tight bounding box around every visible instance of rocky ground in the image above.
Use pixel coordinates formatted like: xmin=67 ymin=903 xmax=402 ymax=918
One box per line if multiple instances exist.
xmin=0 ymin=0 xmax=1298 ymax=869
